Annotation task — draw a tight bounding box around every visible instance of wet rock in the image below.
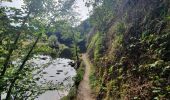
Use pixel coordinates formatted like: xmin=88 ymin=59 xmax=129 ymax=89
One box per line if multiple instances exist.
xmin=57 ymin=70 xmax=63 ymax=72
xmin=42 ymin=72 xmax=47 ymax=74
xmin=40 ymin=57 xmax=48 ymax=60
xmin=58 ymin=63 xmax=64 ymax=64
xmin=35 ymin=77 xmax=40 ymax=81
xmin=56 ymin=72 xmax=60 ymax=74
xmin=68 ymin=61 xmax=75 ymax=67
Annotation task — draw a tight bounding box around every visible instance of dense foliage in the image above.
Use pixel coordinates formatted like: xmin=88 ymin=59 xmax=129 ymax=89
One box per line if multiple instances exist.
xmin=86 ymin=0 xmax=170 ymax=99
xmin=1 ymin=0 xmax=170 ymax=99
xmin=0 ymin=0 xmax=83 ymax=99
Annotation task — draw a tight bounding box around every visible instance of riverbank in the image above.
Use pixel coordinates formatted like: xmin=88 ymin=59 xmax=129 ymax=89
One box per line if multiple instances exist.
xmin=62 ymin=54 xmax=95 ymax=100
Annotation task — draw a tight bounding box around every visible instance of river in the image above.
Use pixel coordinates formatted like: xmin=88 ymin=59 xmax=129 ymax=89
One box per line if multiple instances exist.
xmin=12 ymin=55 xmax=76 ymax=100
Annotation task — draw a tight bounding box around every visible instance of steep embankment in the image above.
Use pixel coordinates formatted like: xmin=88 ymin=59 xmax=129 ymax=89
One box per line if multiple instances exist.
xmin=87 ymin=0 xmax=170 ymax=99
xmin=77 ymin=54 xmax=94 ymax=100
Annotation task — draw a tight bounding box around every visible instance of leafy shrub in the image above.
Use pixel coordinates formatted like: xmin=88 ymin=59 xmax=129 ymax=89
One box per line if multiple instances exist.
xmin=74 ymin=62 xmax=85 ymax=86
xmin=33 ymin=43 xmax=53 ymax=55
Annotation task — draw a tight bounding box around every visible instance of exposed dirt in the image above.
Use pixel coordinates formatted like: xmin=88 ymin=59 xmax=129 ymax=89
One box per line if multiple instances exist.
xmin=76 ymin=54 xmax=95 ymax=100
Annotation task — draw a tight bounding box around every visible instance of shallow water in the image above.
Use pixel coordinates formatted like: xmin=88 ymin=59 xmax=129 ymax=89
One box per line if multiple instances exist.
xmin=29 ymin=55 xmax=76 ymax=100
xmin=1 ymin=55 xmax=76 ymax=100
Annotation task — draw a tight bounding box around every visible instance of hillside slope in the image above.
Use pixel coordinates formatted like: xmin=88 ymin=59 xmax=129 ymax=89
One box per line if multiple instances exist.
xmin=87 ymin=0 xmax=170 ymax=99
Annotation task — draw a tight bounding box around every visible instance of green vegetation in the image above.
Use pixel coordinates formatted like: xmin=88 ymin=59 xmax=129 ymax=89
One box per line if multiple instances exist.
xmin=33 ymin=43 xmax=53 ymax=55
xmin=1 ymin=0 xmax=170 ymax=99
xmin=74 ymin=61 xmax=85 ymax=86
xmin=61 ymin=86 xmax=77 ymax=100
xmin=0 ymin=0 xmax=84 ymax=99
xmin=86 ymin=0 xmax=170 ymax=99
xmin=61 ymin=61 xmax=85 ymax=100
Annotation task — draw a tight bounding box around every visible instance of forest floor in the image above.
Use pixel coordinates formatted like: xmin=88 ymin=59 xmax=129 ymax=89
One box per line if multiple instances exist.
xmin=76 ymin=54 xmax=95 ymax=100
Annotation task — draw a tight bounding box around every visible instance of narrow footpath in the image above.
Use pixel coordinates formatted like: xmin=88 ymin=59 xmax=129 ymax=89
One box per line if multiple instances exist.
xmin=76 ymin=54 xmax=94 ymax=100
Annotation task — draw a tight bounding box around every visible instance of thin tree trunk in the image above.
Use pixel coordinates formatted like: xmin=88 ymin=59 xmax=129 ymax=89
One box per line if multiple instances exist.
xmin=75 ymin=43 xmax=79 ymax=61
xmin=1 ymin=33 xmax=21 ymax=76
xmin=13 ymin=93 xmax=18 ymax=100
xmin=72 ymin=31 xmax=79 ymax=62
xmin=24 ymin=92 xmax=33 ymax=100
xmin=0 ymin=37 xmax=2 ymax=45
xmin=5 ymin=77 xmax=17 ymax=100
xmin=5 ymin=33 xmax=41 ymax=100
xmin=0 ymin=11 xmax=31 ymax=77
xmin=18 ymin=33 xmax=41 ymax=72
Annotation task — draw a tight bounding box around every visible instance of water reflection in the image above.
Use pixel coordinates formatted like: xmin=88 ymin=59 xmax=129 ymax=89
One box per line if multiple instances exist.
xmin=29 ymin=55 xmax=76 ymax=100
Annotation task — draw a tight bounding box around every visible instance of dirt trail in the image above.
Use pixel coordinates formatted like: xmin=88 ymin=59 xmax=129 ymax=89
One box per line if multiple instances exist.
xmin=76 ymin=54 xmax=95 ymax=100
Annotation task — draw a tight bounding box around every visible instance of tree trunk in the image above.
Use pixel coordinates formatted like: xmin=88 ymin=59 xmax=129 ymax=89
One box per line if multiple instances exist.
xmin=5 ymin=33 xmax=41 ymax=100
xmin=75 ymin=43 xmax=79 ymax=62
xmin=5 ymin=77 xmax=17 ymax=100
xmin=0 ymin=11 xmax=31 ymax=77
xmin=1 ymin=33 xmax=21 ymax=76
